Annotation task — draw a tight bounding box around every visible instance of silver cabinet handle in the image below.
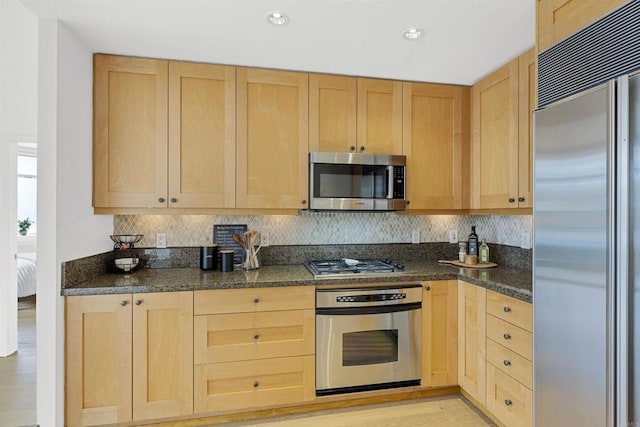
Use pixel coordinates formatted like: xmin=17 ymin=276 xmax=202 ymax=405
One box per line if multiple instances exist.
xmin=253 ymin=333 xmax=260 ymax=340
xmin=301 ymin=200 xmax=307 ymax=205
xmin=508 ymin=198 xmax=516 ymax=203
xmin=158 ymin=197 xmax=165 ymax=203
xmin=120 ymin=300 xmax=127 ymax=306
xmin=253 ymin=297 xmax=260 ymax=304
xmin=359 ymin=146 xmax=365 ymax=152
xmin=253 ymin=381 xmax=259 ymax=388
xmin=518 ymin=197 xmax=525 ymax=202
xmin=170 ymin=197 xmax=177 ymax=203
xmin=503 ymin=306 xmax=511 ymax=313
xmin=425 ymin=286 xmax=431 ymax=291
xmin=503 ymin=333 xmax=511 ymax=340
xmin=350 ymin=146 xmax=356 ymax=151
xmin=503 ymin=360 xmax=511 ymax=367
xmin=505 ymin=399 xmax=513 ymax=406
xmin=135 ymin=299 xmax=142 ymax=306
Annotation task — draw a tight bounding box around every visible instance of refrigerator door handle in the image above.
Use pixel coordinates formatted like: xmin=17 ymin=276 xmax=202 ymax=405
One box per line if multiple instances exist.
xmin=615 ymin=75 xmax=630 ymax=427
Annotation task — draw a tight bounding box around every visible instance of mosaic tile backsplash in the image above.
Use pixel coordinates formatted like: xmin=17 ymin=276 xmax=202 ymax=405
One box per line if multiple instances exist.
xmin=113 ymin=212 xmax=532 ymax=248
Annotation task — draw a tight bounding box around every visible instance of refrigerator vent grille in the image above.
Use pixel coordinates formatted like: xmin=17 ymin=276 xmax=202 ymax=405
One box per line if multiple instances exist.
xmin=538 ymin=0 xmax=640 ymax=107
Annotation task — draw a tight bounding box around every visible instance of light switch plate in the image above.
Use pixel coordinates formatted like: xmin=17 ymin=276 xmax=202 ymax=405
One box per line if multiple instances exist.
xmin=449 ymin=229 xmax=459 ymax=244
xmin=156 ymin=233 xmax=167 ymax=248
xmin=411 ymin=230 xmax=420 ymax=244
xmin=520 ymin=231 xmax=531 ymax=249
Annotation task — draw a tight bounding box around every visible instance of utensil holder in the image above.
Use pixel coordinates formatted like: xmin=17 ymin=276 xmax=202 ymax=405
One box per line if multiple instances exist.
xmin=243 ymin=248 xmax=260 ymax=270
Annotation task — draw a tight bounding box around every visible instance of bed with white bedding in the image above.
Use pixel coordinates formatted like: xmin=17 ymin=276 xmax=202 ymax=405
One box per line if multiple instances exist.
xmin=17 ymin=252 xmax=37 ymax=298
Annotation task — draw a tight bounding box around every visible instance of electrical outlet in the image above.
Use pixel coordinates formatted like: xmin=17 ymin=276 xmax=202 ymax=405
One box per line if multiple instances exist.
xmin=449 ymin=229 xmax=459 ymax=244
xmin=520 ymin=231 xmax=531 ymax=249
xmin=261 ymin=232 xmax=270 ymax=247
xmin=411 ymin=230 xmax=420 ymax=244
xmin=156 ymin=233 xmax=167 ymax=248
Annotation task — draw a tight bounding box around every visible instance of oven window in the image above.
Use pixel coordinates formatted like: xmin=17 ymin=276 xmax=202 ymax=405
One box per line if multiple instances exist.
xmin=342 ymin=329 xmax=398 ymax=366
xmin=313 ymin=164 xmax=388 ymax=199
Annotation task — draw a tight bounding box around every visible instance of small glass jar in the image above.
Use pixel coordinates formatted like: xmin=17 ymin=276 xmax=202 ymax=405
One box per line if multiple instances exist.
xmin=458 ymin=241 xmax=467 ymax=262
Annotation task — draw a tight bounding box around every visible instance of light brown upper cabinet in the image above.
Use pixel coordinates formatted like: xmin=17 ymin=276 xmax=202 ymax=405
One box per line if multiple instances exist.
xmin=471 ymin=58 xmax=519 ymax=209
xmin=518 ymin=49 xmax=536 ymax=209
xmin=309 ymin=74 xmax=357 ymax=153
xmin=93 ymin=55 xmax=168 ymax=209
xmin=168 ymin=62 xmax=236 ymax=208
xmin=93 ymin=55 xmax=236 ymax=210
xmin=309 ymin=75 xmax=402 ymax=154
xmin=403 ymin=82 xmax=468 ymax=210
xmin=537 ymin=0 xmax=627 ymax=53
xmin=471 ymin=48 xmax=534 ymax=211
xmin=236 ymin=68 xmax=309 ymax=209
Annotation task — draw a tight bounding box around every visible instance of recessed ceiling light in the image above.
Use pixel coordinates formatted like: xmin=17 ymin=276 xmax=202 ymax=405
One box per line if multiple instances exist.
xmin=403 ymin=28 xmax=424 ymax=40
xmin=267 ymin=11 xmax=289 ymax=26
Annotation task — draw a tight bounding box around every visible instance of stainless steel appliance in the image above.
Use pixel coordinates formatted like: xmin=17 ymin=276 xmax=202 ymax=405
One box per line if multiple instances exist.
xmin=309 ymin=152 xmax=406 ymax=211
xmin=306 ymin=258 xmax=406 ymax=278
xmin=315 ymin=283 xmax=422 ymax=395
xmin=534 ymin=3 xmax=640 ymax=425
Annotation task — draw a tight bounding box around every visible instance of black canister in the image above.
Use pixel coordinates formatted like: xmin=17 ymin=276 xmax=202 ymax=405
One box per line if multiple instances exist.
xmin=220 ymin=250 xmax=234 ymax=272
xmin=200 ymin=244 xmax=218 ymax=270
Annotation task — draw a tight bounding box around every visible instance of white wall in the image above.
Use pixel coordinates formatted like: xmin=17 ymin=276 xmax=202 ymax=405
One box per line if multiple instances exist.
xmin=0 ymin=0 xmax=37 ymax=357
xmin=37 ymin=19 xmax=113 ymax=426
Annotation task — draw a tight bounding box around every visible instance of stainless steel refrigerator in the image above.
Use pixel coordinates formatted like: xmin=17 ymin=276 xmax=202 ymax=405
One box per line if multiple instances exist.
xmin=534 ymin=2 xmax=640 ymax=426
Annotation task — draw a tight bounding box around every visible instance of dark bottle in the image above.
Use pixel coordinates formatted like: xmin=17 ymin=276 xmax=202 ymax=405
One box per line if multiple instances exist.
xmin=468 ymin=226 xmax=479 ymax=256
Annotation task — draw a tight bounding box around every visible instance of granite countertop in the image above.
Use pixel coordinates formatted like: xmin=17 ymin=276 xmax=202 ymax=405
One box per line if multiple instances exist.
xmin=62 ymin=260 xmax=532 ymax=302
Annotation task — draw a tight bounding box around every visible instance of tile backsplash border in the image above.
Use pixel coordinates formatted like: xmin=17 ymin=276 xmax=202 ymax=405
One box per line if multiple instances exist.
xmin=113 ymin=212 xmax=532 ymax=248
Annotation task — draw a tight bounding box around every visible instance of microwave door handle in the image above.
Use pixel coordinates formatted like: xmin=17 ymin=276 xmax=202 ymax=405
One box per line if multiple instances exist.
xmin=387 ymin=166 xmax=393 ymax=199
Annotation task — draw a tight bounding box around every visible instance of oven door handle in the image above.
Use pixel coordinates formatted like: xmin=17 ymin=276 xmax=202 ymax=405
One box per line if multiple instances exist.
xmin=316 ymin=302 xmax=421 ymax=316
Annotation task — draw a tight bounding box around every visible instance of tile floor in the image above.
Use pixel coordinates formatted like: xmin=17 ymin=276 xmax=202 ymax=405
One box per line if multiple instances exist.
xmin=0 ymin=296 xmax=37 ymax=427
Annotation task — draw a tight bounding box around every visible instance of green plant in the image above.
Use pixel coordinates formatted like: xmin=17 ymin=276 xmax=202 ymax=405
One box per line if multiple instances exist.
xmin=18 ymin=218 xmax=34 ymax=235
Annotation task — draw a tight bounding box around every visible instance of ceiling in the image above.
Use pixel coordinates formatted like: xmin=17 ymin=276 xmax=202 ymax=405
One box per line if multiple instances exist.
xmin=21 ymin=0 xmax=535 ymax=86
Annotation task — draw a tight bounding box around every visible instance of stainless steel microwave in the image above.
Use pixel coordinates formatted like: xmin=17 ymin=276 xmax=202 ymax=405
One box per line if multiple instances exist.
xmin=309 ymin=152 xmax=406 ymax=211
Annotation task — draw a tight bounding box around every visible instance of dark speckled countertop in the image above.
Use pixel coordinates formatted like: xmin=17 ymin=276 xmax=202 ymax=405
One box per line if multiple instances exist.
xmin=62 ymin=260 xmax=532 ymax=303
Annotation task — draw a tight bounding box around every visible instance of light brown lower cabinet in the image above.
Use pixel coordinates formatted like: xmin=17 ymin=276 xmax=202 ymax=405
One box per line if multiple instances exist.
xmin=457 ymin=281 xmax=487 ymax=405
xmin=193 ymin=286 xmax=315 ymax=414
xmin=65 ymin=292 xmax=193 ymax=426
xmin=486 ymin=364 xmax=533 ymax=427
xmin=421 ymin=280 xmax=458 ymax=387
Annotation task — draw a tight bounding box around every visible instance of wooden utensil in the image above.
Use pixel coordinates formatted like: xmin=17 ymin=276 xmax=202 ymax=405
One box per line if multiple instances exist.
xmin=438 ymin=259 xmax=498 ymax=269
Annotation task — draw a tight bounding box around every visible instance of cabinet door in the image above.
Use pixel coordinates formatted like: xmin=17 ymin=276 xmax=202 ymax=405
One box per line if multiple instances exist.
xmin=537 ymin=0 xmax=626 ymax=53
xmin=471 ymin=59 xmax=519 ymax=209
xmin=93 ymin=55 xmax=168 ymax=208
xmin=517 ymin=48 xmax=535 ymax=208
xmin=66 ymin=295 xmax=132 ymax=426
xmin=421 ymin=280 xmax=458 ymax=387
xmin=236 ymin=68 xmax=309 ymax=209
xmin=403 ymin=83 xmax=467 ymax=209
xmin=357 ymin=78 xmax=403 ymax=154
xmin=458 ymin=281 xmax=486 ymax=405
xmin=132 ymin=292 xmax=193 ymax=421
xmin=168 ymin=62 xmax=236 ymax=208
xmin=309 ymin=74 xmax=357 ymax=153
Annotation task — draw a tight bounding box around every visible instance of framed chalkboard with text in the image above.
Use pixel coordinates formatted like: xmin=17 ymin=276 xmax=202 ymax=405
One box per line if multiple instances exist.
xmin=213 ymin=224 xmax=248 ymax=266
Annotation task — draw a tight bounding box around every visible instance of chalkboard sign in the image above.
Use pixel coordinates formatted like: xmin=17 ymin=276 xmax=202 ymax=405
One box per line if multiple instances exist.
xmin=213 ymin=224 xmax=248 ymax=266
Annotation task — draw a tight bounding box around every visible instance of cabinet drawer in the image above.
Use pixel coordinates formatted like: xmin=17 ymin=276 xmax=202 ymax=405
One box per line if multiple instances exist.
xmin=486 ymin=290 xmax=532 ymax=332
xmin=486 ymin=339 xmax=532 ymax=389
xmin=486 ymin=315 xmax=532 ymax=360
xmin=194 ymin=355 xmax=315 ymax=413
xmin=194 ymin=286 xmax=314 ymax=315
xmin=194 ymin=309 xmax=315 ymax=364
xmin=486 ymin=363 xmax=532 ymax=427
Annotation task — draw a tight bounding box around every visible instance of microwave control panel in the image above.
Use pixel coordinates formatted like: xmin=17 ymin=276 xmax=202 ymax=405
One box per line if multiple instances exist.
xmin=393 ymin=166 xmax=405 ymax=198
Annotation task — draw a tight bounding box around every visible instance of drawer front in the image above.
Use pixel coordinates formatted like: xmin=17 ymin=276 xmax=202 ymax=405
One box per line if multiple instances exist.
xmin=194 ymin=309 xmax=315 ymax=364
xmin=486 ymin=339 xmax=532 ymax=389
xmin=486 ymin=290 xmax=532 ymax=332
xmin=486 ymin=315 xmax=532 ymax=360
xmin=194 ymin=286 xmax=314 ymax=315
xmin=486 ymin=364 xmax=532 ymax=427
xmin=194 ymin=355 xmax=315 ymax=413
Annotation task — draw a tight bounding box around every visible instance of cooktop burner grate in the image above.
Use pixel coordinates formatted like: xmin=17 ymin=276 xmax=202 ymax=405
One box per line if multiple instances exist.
xmin=306 ymin=259 xmax=405 ymax=277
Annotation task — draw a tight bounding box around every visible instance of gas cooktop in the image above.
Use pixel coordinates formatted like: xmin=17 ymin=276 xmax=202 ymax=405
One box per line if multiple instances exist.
xmin=306 ymin=258 xmax=406 ymax=278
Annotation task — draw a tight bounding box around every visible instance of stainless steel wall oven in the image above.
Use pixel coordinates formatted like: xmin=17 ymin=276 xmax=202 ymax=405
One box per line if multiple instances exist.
xmin=315 ymin=283 xmax=422 ymax=396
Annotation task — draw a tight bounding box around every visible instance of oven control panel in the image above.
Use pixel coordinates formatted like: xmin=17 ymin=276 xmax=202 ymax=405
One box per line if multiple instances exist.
xmin=336 ymin=293 xmax=406 ymax=303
